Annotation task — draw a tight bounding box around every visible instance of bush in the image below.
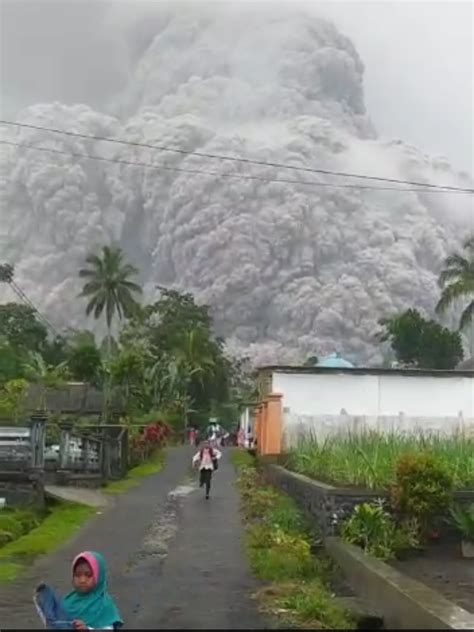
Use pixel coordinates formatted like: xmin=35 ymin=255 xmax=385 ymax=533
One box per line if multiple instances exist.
xmin=450 ymin=503 xmax=474 ymax=542
xmin=234 ymin=451 xmax=353 ymax=629
xmin=0 ymin=509 xmax=41 ymax=548
xmin=129 ymin=419 xmax=172 ymax=465
xmin=342 ymin=500 xmax=419 ymax=561
xmin=391 ymin=452 xmax=453 ymax=534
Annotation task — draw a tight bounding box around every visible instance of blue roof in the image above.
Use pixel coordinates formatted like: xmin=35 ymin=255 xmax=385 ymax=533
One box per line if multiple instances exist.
xmin=317 ymin=353 xmax=354 ymax=368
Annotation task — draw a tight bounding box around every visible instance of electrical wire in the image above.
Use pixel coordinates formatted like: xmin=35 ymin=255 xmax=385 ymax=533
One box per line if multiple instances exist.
xmin=7 ymin=278 xmax=60 ymax=338
xmin=0 ymin=119 xmax=472 ymax=193
xmin=1 ymin=139 xmax=471 ymax=195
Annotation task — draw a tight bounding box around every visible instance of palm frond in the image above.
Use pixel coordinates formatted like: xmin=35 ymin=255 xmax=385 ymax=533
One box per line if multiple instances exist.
xmin=85 ymin=297 xmax=100 ymax=317
xmin=460 ymin=301 xmax=474 ymax=330
xmin=79 ymin=245 xmax=141 ymax=329
xmin=442 ymin=253 xmax=470 ymax=271
xmin=93 ymin=294 xmax=107 ymax=320
xmin=436 ymin=280 xmax=472 ymax=314
xmin=84 ymin=254 xmax=103 ymax=268
xmin=118 ymin=263 xmax=140 ymax=277
xmin=438 ymin=267 xmax=467 ymax=287
xmin=117 ymin=279 xmax=142 ymax=294
xmin=79 ymin=281 xmax=103 ymax=297
xmin=79 ymin=268 xmax=98 ymax=278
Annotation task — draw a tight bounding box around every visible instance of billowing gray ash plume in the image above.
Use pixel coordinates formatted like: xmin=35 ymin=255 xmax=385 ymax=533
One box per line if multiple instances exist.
xmin=1 ymin=3 xmax=472 ymax=366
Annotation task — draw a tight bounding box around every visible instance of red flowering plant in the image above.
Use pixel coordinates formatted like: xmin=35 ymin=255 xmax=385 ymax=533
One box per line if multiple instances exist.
xmin=130 ymin=418 xmax=172 ymax=464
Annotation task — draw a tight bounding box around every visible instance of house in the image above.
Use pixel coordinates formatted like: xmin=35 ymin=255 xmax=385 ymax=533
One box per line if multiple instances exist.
xmin=244 ymin=364 xmax=474 ymax=455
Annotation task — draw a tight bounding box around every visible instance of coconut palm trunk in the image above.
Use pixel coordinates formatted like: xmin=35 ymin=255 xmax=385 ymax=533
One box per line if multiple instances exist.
xmin=436 ymin=237 xmax=474 ymax=361
xmin=79 ymin=246 xmax=142 ymax=423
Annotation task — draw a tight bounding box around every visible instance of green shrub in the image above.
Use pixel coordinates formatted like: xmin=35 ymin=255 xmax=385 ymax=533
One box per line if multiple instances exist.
xmin=450 ymin=503 xmax=474 ymax=542
xmin=391 ymin=452 xmax=453 ymax=534
xmin=235 ymin=450 xmax=353 ymax=628
xmin=0 ymin=509 xmax=41 ymax=548
xmin=342 ymin=500 xmax=419 ymax=561
xmin=267 ymin=495 xmax=308 ymax=534
xmin=231 ymin=449 xmax=255 ymax=469
xmin=280 ymin=580 xmax=353 ymax=629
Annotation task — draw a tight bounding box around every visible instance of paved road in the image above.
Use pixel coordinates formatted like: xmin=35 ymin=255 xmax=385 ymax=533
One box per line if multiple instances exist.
xmin=0 ymin=447 xmax=268 ymax=629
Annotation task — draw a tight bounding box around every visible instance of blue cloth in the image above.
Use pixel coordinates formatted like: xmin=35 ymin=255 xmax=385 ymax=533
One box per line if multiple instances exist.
xmin=34 ymin=583 xmax=74 ymax=629
xmin=63 ymin=551 xmax=123 ymax=629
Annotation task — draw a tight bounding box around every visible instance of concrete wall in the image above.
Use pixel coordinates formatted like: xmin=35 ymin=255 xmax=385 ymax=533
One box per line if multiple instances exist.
xmin=271 ymin=371 xmax=474 ymax=446
xmin=325 ymin=538 xmax=474 ymax=630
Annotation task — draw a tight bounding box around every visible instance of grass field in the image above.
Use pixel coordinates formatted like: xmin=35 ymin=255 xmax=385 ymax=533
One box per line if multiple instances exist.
xmin=104 ymin=450 xmax=165 ymax=494
xmin=286 ymin=431 xmax=474 ymax=489
xmin=0 ymin=502 xmax=95 ymax=582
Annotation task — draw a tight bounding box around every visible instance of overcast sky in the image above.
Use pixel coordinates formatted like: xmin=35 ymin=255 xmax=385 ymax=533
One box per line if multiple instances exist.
xmin=0 ymin=0 xmax=472 ymax=174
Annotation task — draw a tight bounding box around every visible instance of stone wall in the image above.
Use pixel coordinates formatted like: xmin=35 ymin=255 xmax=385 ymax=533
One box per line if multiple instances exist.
xmin=55 ymin=470 xmax=104 ymax=488
xmin=264 ymin=464 xmax=384 ymax=536
xmin=0 ymin=471 xmax=45 ymax=509
xmin=263 ymin=464 xmax=474 ymax=537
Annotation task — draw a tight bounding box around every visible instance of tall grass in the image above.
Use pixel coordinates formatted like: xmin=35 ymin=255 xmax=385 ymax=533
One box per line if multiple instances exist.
xmin=286 ymin=431 xmax=474 ymax=489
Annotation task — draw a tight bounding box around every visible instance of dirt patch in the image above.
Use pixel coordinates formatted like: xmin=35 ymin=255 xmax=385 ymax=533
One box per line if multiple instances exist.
xmin=391 ymin=535 xmax=474 ymax=614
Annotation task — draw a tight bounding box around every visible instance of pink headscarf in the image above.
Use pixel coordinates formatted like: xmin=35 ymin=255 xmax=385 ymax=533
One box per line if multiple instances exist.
xmin=72 ymin=551 xmax=100 ymax=585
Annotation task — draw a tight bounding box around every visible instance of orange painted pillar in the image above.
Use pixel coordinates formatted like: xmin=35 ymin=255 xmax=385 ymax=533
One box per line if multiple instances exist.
xmin=260 ymin=401 xmax=268 ymax=455
xmin=253 ymin=405 xmax=261 ymax=452
xmin=263 ymin=392 xmax=283 ymax=455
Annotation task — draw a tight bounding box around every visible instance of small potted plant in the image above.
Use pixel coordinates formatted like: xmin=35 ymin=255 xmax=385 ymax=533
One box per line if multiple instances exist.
xmin=450 ymin=503 xmax=474 ymax=558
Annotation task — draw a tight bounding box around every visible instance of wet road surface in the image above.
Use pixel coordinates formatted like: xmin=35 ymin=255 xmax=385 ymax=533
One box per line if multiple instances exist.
xmin=0 ymin=447 xmax=268 ymax=629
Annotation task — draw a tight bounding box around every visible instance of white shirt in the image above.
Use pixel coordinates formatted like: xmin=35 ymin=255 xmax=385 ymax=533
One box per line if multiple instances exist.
xmin=192 ymin=448 xmax=222 ymax=470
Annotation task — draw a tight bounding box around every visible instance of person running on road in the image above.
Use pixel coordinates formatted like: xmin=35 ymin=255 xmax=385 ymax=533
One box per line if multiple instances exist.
xmin=192 ymin=440 xmax=222 ymax=499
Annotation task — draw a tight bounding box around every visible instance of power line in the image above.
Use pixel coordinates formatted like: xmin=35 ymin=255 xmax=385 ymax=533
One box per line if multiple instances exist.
xmin=11 ymin=281 xmax=60 ymax=338
xmin=1 ymin=139 xmax=471 ymax=195
xmin=1 ymin=119 xmax=472 ymax=194
xmin=3 ymin=275 xmax=60 ymax=338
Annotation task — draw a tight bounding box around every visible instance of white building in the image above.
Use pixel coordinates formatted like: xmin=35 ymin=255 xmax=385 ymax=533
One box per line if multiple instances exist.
xmin=256 ymin=365 xmax=474 ymax=449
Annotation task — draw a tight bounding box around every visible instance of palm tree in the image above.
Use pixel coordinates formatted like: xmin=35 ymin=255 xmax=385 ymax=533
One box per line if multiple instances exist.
xmin=436 ymin=237 xmax=474 ymax=331
xmin=79 ymin=246 xmax=142 ymax=352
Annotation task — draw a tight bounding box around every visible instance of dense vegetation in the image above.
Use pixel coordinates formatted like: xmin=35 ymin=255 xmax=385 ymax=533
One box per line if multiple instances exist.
xmin=379 ymin=308 xmax=463 ymax=369
xmin=0 ymin=247 xmax=255 ymax=434
xmin=287 ymin=431 xmax=474 ymax=561
xmin=233 ymin=450 xmax=353 ymax=629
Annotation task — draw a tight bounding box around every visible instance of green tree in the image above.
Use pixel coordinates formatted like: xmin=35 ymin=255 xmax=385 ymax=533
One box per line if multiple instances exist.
xmin=436 ymin=237 xmax=474 ymax=330
xmin=23 ymin=352 xmax=69 ymax=409
xmin=109 ymin=341 xmax=153 ymax=413
xmin=66 ymin=331 xmax=103 ymax=384
xmin=0 ymin=303 xmax=48 ymax=352
xmin=79 ymin=246 xmax=142 ymax=350
xmin=0 ymin=337 xmax=27 ymax=382
xmin=42 ymin=335 xmax=68 ymax=367
xmin=120 ymin=289 xmax=233 ymax=427
xmin=379 ymin=309 xmax=464 ymax=369
xmin=0 ymin=378 xmax=29 ymax=423
xmin=149 ymin=286 xmax=212 ymax=353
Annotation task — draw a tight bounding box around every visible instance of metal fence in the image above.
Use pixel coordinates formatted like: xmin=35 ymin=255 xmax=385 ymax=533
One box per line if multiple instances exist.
xmin=0 ymin=426 xmax=32 ymax=471
xmin=0 ymin=412 xmax=130 ymax=507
